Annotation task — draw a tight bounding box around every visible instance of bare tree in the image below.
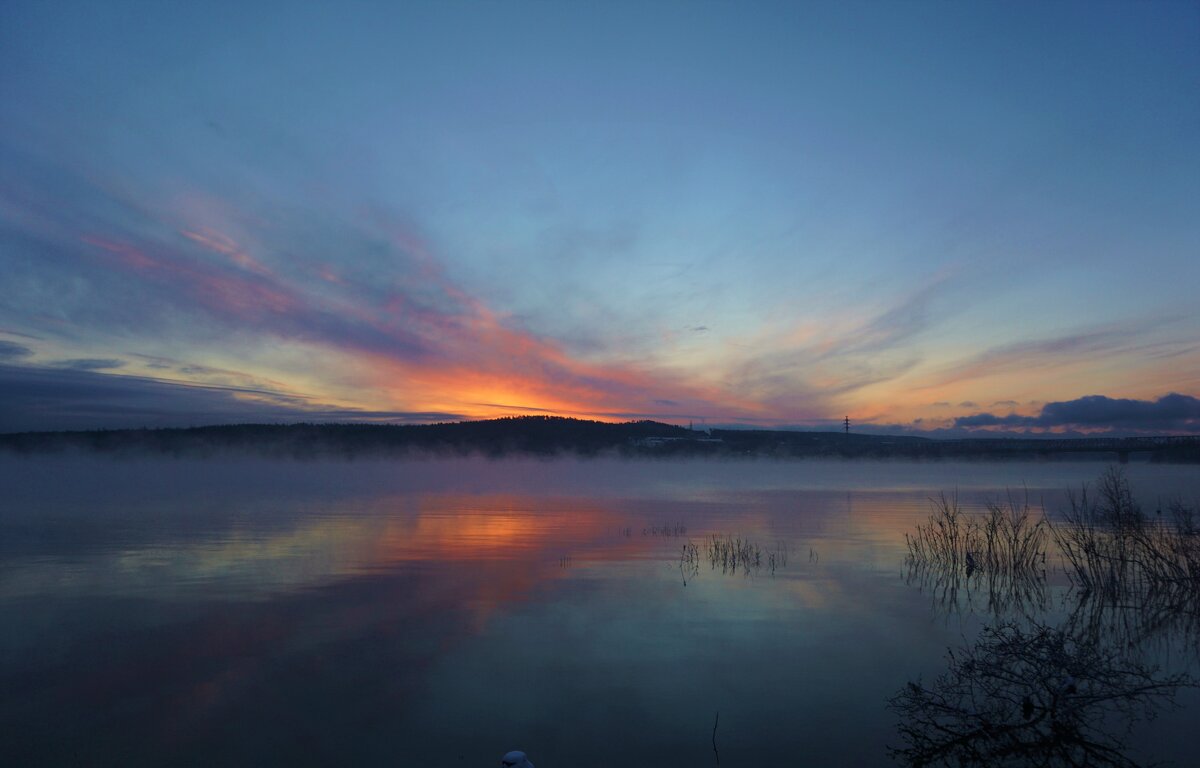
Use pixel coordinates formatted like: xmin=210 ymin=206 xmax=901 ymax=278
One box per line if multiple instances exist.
xmin=889 ymin=622 xmax=1193 ymax=768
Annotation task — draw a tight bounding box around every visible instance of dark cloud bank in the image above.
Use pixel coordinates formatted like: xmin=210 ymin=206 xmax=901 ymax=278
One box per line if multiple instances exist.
xmin=0 ymin=365 xmax=459 ymax=432
xmin=0 ymin=340 xmax=33 ymax=360
xmin=954 ymin=394 xmax=1200 ymax=434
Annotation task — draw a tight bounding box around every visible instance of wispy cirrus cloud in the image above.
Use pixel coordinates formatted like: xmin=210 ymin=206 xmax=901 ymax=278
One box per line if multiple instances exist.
xmin=919 ymin=324 xmax=1164 ymax=390
xmin=706 ymin=274 xmax=960 ymax=422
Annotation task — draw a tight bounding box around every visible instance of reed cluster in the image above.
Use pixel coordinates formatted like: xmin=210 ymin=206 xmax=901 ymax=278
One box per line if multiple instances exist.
xmin=905 ymin=492 xmax=1047 ymax=579
xmin=677 ymin=534 xmax=788 ymax=583
xmin=643 ymin=522 xmax=688 ymax=537
xmin=1049 ymin=467 xmax=1200 ymax=598
xmin=705 ymin=534 xmax=787 ymax=575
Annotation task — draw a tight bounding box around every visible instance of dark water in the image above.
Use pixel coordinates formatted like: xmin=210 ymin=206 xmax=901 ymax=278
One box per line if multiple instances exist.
xmin=1 ymin=456 xmax=1197 ymax=766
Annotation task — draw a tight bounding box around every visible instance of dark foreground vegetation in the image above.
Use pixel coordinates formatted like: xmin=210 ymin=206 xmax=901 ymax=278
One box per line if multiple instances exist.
xmin=896 ymin=468 xmax=1200 ymax=767
xmin=2 ymin=416 xmax=1198 ymax=460
xmin=889 ymin=621 xmax=1192 ymax=768
xmin=905 ymin=468 xmax=1200 ymax=618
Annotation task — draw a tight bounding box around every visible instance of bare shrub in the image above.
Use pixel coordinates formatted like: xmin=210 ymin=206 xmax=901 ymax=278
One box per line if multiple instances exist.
xmin=889 ymin=621 xmax=1193 ymax=767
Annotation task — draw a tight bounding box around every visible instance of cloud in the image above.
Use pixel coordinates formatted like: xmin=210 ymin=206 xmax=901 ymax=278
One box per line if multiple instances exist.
xmin=953 ymin=393 xmax=1200 ymax=434
xmin=0 ymin=364 xmax=462 ymax=432
xmin=0 ymin=341 xmax=33 ymax=360
xmin=52 ymin=358 xmax=126 ymax=371
xmin=953 ymin=412 xmax=1027 ymax=428
xmin=76 ymin=233 xmax=434 ymax=363
xmin=3 ymin=135 xmax=1190 ymax=434
xmin=0 ymin=168 xmax=761 ymax=425
xmin=838 ymin=280 xmax=944 ymax=358
xmin=1038 ymin=393 xmax=1200 ymax=429
xmin=991 ymin=400 xmax=1018 ymax=407
xmin=922 ymin=325 xmax=1153 ymax=389
xmin=958 ymin=401 xmax=978 ymax=408
xmin=824 ymin=357 xmax=924 ymax=396
xmin=713 ymin=271 xmax=965 ymax=423
xmin=0 ymin=137 xmax=993 ymax=430
xmin=14 ymin=158 xmax=784 ymax=425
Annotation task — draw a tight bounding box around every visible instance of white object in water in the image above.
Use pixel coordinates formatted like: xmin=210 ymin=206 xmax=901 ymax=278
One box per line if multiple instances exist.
xmin=501 ymin=750 xmax=534 ymax=768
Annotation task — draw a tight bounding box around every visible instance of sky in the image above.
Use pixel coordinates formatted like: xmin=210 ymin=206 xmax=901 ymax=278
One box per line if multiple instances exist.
xmin=1 ymin=0 xmax=1198 ymax=435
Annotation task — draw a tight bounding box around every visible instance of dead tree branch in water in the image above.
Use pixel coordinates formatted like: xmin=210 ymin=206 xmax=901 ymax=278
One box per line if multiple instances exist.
xmin=888 ymin=621 xmax=1193 ymax=767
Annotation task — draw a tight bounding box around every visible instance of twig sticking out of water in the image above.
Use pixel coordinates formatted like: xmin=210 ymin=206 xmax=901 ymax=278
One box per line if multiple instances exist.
xmin=712 ymin=710 xmax=720 ymax=767
xmin=680 ymin=541 xmax=700 ymax=585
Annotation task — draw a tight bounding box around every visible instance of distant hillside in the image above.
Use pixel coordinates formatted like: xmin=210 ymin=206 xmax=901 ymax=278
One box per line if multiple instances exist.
xmin=0 ymin=416 xmax=689 ymax=458
xmin=0 ymin=416 xmax=1197 ymax=461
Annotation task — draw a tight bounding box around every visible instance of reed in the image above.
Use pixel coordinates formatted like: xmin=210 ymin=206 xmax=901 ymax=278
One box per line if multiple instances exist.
xmin=1048 ymin=467 xmax=1200 ymax=597
xmin=905 ymin=491 xmax=1047 ymax=580
xmin=643 ymin=522 xmax=688 ymax=537
xmin=677 ymin=534 xmax=788 ymax=582
xmin=980 ymin=492 xmax=1049 ymax=577
xmin=706 ymin=534 xmax=758 ymax=574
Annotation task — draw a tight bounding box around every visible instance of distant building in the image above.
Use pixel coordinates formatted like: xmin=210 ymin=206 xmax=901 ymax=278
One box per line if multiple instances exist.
xmin=631 ymin=436 xmax=724 ymax=449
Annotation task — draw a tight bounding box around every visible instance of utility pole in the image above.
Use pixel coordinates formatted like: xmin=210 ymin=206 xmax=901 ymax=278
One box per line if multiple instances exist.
xmin=844 ymin=415 xmax=850 ymax=434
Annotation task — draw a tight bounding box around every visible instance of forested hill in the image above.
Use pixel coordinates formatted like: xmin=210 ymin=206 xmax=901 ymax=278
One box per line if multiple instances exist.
xmin=0 ymin=416 xmax=690 ymax=457
xmin=0 ymin=416 xmax=1197 ymax=461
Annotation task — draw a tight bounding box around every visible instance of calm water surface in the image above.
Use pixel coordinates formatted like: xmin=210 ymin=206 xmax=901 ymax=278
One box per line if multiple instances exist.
xmin=2 ymin=457 xmax=1198 ymax=766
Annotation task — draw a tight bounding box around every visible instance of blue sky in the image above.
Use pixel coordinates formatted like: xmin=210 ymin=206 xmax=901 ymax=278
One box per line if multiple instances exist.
xmin=2 ymin=0 xmax=1198 ymax=433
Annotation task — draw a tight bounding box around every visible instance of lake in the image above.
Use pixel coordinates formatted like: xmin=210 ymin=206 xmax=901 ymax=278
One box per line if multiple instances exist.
xmin=2 ymin=456 xmax=1198 ymax=766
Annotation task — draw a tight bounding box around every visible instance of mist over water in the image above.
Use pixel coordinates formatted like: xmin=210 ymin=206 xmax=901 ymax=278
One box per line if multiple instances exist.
xmin=2 ymin=456 xmax=1197 ymax=766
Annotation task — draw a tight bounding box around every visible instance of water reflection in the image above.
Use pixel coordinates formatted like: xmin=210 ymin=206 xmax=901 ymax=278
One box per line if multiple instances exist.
xmin=2 ymin=457 xmax=1197 ymax=766
xmin=1062 ymin=582 xmax=1200 ymax=663
xmin=888 ymin=621 xmax=1194 ymax=768
xmin=904 ymin=558 xmax=1051 ymax=619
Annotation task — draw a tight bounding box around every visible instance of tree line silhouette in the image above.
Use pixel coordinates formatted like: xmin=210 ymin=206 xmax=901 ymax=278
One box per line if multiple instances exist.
xmin=0 ymin=416 xmax=1197 ymax=460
